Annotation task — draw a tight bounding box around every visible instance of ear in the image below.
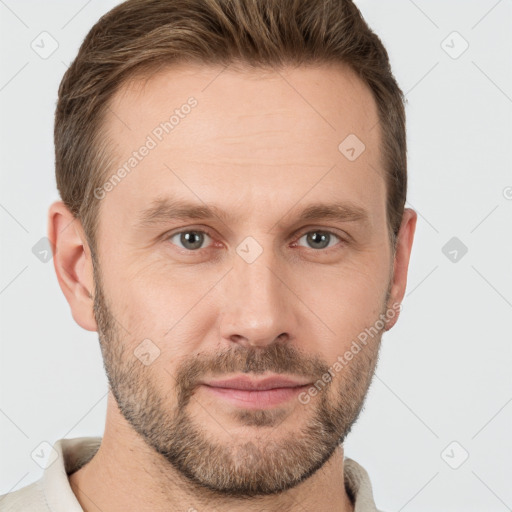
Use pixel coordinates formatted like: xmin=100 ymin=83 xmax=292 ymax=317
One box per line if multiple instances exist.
xmin=385 ymin=208 xmax=417 ymax=331
xmin=47 ymin=200 xmax=98 ymax=332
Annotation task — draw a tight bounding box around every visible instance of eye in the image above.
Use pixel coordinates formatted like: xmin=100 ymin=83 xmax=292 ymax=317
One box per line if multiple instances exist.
xmin=167 ymin=229 xmax=213 ymax=251
xmin=165 ymin=227 xmax=346 ymax=255
xmin=295 ymin=229 xmax=344 ymax=251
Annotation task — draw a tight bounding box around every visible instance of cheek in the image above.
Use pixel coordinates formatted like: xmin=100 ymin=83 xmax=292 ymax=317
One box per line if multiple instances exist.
xmin=310 ymin=256 xmax=388 ymax=308
xmin=300 ymin=260 xmax=389 ymax=360
xmin=102 ymin=261 xmax=213 ymax=362
xmin=106 ymin=250 xmax=196 ymax=315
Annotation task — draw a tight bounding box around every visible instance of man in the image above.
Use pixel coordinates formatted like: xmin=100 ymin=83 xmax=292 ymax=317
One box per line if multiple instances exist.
xmin=1 ymin=0 xmax=416 ymax=510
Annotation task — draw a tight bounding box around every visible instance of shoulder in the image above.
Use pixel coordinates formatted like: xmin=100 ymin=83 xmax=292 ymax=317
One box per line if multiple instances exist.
xmin=0 ymin=478 xmax=50 ymax=511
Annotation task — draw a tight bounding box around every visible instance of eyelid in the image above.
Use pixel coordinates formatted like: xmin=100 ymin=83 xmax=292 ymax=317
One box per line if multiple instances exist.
xmin=293 ymin=225 xmax=349 ymax=242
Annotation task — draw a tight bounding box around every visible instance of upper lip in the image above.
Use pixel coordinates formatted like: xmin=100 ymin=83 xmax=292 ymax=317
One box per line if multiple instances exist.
xmin=202 ymin=375 xmax=312 ymax=391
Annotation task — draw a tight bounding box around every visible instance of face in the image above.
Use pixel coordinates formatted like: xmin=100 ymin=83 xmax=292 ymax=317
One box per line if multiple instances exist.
xmin=91 ymin=62 xmax=397 ymax=497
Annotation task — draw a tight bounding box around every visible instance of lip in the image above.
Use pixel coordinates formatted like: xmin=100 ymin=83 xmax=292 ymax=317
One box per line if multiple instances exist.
xmin=200 ymin=374 xmax=312 ymax=410
xmin=201 ymin=374 xmax=312 ymax=391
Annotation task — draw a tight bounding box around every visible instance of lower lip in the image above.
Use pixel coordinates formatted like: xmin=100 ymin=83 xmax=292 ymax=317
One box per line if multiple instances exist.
xmin=201 ymin=384 xmax=310 ymax=409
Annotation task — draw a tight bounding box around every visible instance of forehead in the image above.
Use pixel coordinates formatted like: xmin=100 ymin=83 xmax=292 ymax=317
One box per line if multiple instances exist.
xmin=106 ymin=61 xmax=379 ymax=146
xmin=98 ymin=62 xmax=384 ymax=229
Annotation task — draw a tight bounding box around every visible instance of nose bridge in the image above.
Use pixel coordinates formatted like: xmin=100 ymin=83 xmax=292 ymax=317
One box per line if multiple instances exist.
xmin=219 ymin=236 xmax=292 ymax=347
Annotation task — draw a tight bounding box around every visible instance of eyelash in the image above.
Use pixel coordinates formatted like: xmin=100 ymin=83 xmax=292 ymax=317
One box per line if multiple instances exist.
xmin=165 ymin=226 xmax=347 ymax=255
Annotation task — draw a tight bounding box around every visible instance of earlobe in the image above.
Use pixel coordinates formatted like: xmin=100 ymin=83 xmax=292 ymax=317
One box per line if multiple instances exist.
xmin=47 ymin=200 xmax=98 ymax=332
xmin=385 ymin=208 xmax=417 ymax=331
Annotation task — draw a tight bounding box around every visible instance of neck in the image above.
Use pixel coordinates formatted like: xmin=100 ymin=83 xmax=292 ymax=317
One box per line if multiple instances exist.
xmin=69 ymin=396 xmax=354 ymax=512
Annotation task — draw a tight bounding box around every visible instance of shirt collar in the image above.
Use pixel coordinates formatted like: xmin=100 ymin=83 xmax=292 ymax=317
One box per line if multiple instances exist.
xmin=343 ymin=457 xmax=381 ymax=511
xmin=43 ymin=437 xmax=101 ymax=512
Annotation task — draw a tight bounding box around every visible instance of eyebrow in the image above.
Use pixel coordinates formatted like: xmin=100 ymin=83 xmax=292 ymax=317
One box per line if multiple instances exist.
xmin=136 ymin=197 xmax=370 ymax=230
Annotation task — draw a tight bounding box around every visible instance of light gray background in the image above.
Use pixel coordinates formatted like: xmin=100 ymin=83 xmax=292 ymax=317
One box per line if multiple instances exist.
xmin=1 ymin=1 xmax=511 ymax=510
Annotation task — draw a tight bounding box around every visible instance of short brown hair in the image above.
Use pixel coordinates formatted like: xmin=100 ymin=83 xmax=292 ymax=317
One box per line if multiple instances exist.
xmin=55 ymin=0 xmax=407 ymax=259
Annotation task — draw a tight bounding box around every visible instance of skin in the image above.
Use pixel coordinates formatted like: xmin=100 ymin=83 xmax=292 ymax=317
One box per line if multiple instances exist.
xmin=48 ymin=62 xmax=416 ymax=512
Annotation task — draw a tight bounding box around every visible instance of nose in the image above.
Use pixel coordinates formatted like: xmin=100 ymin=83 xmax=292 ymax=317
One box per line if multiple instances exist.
xmin=218 ymin=246 xmax=297 ymax=350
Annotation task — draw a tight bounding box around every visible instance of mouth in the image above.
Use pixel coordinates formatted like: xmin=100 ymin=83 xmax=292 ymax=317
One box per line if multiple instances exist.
xmin=199 ymin=375 xmax=312 ymax=409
